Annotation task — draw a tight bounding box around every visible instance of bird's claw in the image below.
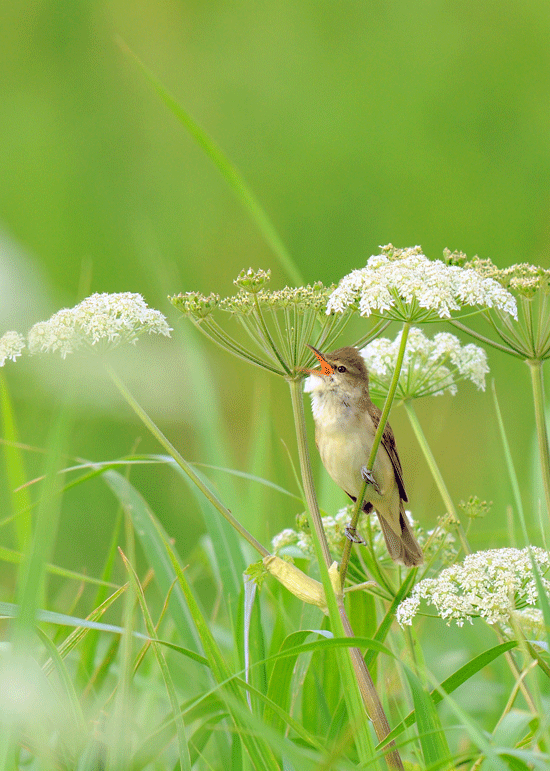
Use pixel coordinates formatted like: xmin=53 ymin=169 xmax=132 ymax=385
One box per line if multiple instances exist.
xmin=361 ymin=466 xmax=381 ymax=495
xmin=345 ymin=525 xmax=364 ymax=544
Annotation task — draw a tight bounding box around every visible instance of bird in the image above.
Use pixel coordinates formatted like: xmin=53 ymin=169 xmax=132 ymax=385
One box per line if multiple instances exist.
xmin=304 ymin=344 xmax=423 ymax=567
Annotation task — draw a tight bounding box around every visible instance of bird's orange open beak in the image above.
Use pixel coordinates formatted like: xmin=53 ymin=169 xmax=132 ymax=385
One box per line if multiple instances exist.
xmin=300 ymin=344 xmax=335 ymax=376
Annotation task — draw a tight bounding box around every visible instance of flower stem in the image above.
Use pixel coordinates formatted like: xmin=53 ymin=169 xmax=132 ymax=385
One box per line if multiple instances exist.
xmin=403 ymin=400 xmax=470 ymax=555
xmin=288 ymin=377 xmax=404 ymax=769
xmin=340 ymin=322 xmax=411 ymax=585
xmin=287 ymin=379 xmax=333 ymax=569
xmin=491 ymin=380 xmax=529 ymax=544
xmin=106 ymin=363 xmax=269 ymax=558
xmin=448 ymin=318 xmax=524 ymax=359
xmin=527 ymin=359 xmax=550 ymax=520
xmin=253 ymin=295 xmax=292 ymax=375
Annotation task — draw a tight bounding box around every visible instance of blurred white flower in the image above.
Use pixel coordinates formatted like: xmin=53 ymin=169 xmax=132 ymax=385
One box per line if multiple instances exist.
xmin=0 ymin=331 xmax=25 ymax=366
xmin=27 ymin=293 xmax=171 ymax=358
xmin=361 ymin=327 xmax=489 ymax=399
xmin=327 ymin=245 xmax=517 ymax=322
xmin=271 ymin=528 xmax=300 ymax=553
xmin=397 ymin=547 xmax=550 ymax=628
xmin=507 ymin=607 xmax=545 ymax=639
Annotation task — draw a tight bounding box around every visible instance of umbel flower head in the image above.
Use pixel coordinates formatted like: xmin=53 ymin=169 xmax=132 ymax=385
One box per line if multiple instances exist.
xmin=170 ymin=269 xmax=387 ymax=377
xmin=446 ymin=251 xmax=550 ymax=300
xmin=0 ymin=332 xmax=25 ymax=367
xmin=396 ymin=546 xmax=550 ymax=630
xmin=27 ymin=293 xmax=171 ymax=358
xmin=328 ymin=245 xmax=517 ymax=323
xmin=361 ymin=327 xmax=489 ymax=400
xmin=447 ymin=252 xmax=550 ymax=361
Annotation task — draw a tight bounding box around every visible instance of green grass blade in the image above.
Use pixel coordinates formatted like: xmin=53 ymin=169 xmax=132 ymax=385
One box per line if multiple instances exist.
xmin=131 ymin=695 xmax=227 ymax=770
xmin=492 ymin=380 xmax=529 ymax=544
xmin=155 ymin=514 xmax=281 ymax=771
xmin=120 ymin=550 xmax=191 ymax=771
xmin=13 ymin=407 xmax=71 ymax=648
xmin=35 ymin=627 xmax=87 ymax=736
xmin=102 ymin=469 xmax=202 ymax=651
xmin=0 ymin=598 xmax=154 ymax=643
xmin=402 ymin=665 xmax=452 ymax=769
xmin=104 ymin=469 xmax=280 ymax=770
xmin=377 ymin=640 xmax=517 ymax=749
xmin=106 ymin=366 xmax=268 ymax=559
xmin=42 ymin=583 xmax=128 ymax=675
xmin=177 ymin=463 xmax=244 ymax=599
xmin=264 ymin=629 xmax=330 ymax=730
xmin=0 ymin=544 xmax=120 ymax=588
xmin=364 ymin=569 xmax=417 ymax=669
xmin=0 ymin=374 xmax=32 ymax=549
xmin=119 ymin=40 xmax=302 ymax=286
xmin=78 ymin=507 xmax=123 ymax=684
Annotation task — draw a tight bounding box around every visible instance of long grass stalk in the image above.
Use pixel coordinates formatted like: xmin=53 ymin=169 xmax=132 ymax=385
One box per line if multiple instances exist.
xmin=119 ymin=39 xmax=303 ymax=286
xmin=288 ymin=377 xmax=403 ymax=770
xmin=527 ymin=359 xmax=550 ymax=521
xmin=106 ymin=363 xmax=269 ymax=558
xmin=403 ymin=400 xmax=470 ymax=555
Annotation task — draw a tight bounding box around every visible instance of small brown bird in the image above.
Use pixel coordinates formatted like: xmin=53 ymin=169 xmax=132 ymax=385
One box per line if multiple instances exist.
xmin=304 ymin=345 xmax=423 ymax=567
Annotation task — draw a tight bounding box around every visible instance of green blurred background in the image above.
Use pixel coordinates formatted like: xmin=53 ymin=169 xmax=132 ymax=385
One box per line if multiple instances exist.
xmin=1 ymin=0 xmax=550 ymax=590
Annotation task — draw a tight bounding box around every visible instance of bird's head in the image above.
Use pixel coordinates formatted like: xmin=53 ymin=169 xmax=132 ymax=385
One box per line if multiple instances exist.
xmin=303 ymin=345 xmax=370 ymax=399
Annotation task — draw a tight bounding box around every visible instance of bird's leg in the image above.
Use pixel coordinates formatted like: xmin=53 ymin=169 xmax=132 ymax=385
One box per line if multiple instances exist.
xmin=361 ymin=466 xmax=382 ymax=495
xmin=344 ymin=525 xmax=364 ymax=543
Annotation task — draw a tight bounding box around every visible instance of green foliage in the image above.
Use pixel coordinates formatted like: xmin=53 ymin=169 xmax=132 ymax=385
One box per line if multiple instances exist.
xmin=3 ymin=5 xmax=550 ymax=766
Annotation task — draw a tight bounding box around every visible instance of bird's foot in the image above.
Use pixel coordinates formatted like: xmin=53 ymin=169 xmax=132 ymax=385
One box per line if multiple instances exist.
xmin=361 ymin=466 xmax=381 ymax=495
xmin=345 ymin=525 xmax=365 ymax=544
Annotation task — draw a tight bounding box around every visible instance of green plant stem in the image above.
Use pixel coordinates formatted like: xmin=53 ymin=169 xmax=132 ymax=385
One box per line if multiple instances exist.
xmin=340 ymin=322 xmax=411 ymax=585
xmin=403 ymin=400 xmax=470 ymax=556
xmin=253 ymin=295 xmax=292 ymax=375
xmin=449 ymin=318 xmax=524 ymax=359
xmin=288 ymin=377 xmax=404 ymax=770
xmin=494 ymin=627 xmax=538 ymax=716
xmin=491 ymin=380 xmax=528 ymax=544
xmin=0 ymin=374 xmax=32 ymax=550
xmin=527 ymin=359 xmax=550 ymax=521
xmin=106 ymin=364 xmax=269 ymax=559
xmin=287 ymin=377 xmax=332 ymax=568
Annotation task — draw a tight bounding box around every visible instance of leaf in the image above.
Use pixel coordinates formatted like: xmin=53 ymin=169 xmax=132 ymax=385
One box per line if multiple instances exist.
xmin=102 ymin=470 xmax=202 ymax=651
xmin=377 ymin=641 xmax=517 ymax=749
xmin=0 ymin=374 xmax=32 ymax=549
xmin=35 ymin=627 xmax=87 ymax=736
xmin=120 ymin=550 xmax=191 ymax=771
xmin=364 ymin=568 xmax=417 ymax=668
xmin=264 ymin=629 xmax=332 ymax=731
xmin=403 ymin=665 xmax=452 ymax=769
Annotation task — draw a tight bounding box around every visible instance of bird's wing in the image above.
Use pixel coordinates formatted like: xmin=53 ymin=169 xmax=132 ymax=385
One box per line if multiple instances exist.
xmin=368 ymin=404 xmax=408 ymax=502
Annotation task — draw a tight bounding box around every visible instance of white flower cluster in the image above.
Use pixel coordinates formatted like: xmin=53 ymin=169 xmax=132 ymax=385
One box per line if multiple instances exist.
xmin=361 ymin=327 xmax=489 ymax=399
xmin=327 ymin=245 xmax=518 ymax=321
xmin=397 ymin=547 xmax=550 ymax=628
xmin=272 ymin=506 xmax=456 ymax=567
xmin=27 ymin=293 xmax=171 ymax=358
xmin=0 ymin=332 xmax=25 ymax=366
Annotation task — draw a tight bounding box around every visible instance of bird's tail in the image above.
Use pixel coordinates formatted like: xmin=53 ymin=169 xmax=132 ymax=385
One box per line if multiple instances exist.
xmin=377 ymin=504 xmax=424 ymax=567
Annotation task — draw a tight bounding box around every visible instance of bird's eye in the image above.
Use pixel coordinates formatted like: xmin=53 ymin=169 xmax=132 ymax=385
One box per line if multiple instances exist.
xmin=337 ymin=365 xmax=347 ymax=373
